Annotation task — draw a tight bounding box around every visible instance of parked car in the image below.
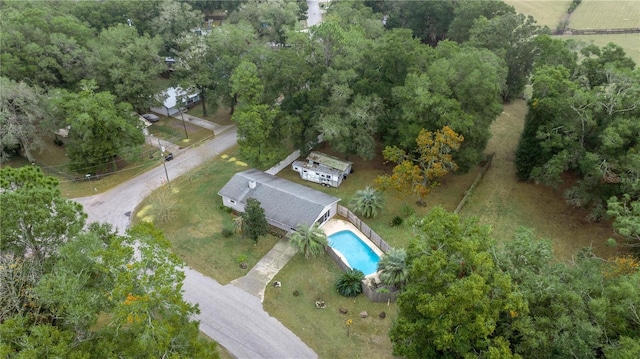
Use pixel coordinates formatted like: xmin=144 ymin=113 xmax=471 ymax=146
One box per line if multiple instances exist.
xmin=142 ymin=113 xmax=160 ymax=123
xmin=164 ymin=153 xmax=174 ymax=161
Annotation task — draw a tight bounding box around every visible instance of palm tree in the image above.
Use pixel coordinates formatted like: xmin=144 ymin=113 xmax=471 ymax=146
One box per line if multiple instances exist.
xmin=377 ymin=248 xmax=408 ymax=290
xmin=288 ymin=223 xmax=328 ymax=259
xmin=350 ymin=186 xmax=385 ymax=218
xmin=335 ymin=269 xmax=365 ymax=297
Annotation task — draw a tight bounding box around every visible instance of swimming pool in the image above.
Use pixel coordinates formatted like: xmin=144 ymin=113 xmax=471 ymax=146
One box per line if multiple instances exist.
xmin=328 ymin=230 xmax=380 ymax=276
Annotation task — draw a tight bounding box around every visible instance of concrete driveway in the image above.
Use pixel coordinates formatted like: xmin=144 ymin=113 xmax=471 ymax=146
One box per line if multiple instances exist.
xmin=74 ymin=127 xmax=317 ymax=358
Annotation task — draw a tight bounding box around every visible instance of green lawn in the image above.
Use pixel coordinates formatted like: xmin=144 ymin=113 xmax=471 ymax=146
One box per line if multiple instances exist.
xmin=263 ymin=254 xmax=398 ymax=359
xmin=147 ymin=113 xmax=214 ymax=147
xmin=460 ymin=100 xmax=623 ymax=261
xmin=186 ymin=103 xmax=235 ymax=126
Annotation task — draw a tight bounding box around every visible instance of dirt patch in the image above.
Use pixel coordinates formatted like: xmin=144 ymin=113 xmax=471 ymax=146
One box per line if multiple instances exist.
xmin=461 ymin=100 xmax=623 ymax=261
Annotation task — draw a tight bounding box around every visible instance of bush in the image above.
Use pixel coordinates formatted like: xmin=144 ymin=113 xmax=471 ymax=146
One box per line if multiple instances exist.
xmin=221 ymin=227 xmax=234 ymax=237
xmin=400 ymin=203 xmax=415 ymax=218
xmin=219 ymin=204 xmax=233 ymax=213
xmin=335 ymin=269 xmax=365 ymax=297
xmin=390 ymin=216 xmax=403 ymax=227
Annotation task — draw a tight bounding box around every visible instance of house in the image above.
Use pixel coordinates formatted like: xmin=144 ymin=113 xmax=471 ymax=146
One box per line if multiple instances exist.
xmin=218 ymin=169 xmax=341 ymax=232
xmin=291 ymin=151 xmax=353 ymax=188
xmin=150 ymin=87 xmax=200 ymax=116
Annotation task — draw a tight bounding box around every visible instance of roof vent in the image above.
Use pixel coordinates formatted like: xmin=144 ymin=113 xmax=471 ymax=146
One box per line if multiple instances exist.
xmin=248 ymin=180 xmax=256 ymax=189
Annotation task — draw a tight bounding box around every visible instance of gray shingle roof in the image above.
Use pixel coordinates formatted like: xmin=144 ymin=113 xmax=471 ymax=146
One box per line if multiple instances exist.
xmin=217 ymin=169 xmax=340 ymax=229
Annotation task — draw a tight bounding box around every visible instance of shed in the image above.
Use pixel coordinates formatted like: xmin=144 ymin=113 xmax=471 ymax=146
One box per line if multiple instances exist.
xmin=218 ymin=169 xmax=341 ymax=232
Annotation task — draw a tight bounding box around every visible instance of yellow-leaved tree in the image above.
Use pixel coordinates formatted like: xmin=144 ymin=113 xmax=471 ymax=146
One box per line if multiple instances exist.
xmin=376 ymin=125 xmax=463 ymax=206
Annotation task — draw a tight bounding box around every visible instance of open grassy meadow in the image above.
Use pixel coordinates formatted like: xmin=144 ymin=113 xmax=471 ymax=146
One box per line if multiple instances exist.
xmin=562 ymin=33 xmax=640 ymax=63
xmin=504 ymin=0 xmax=572 ymax=28
xmin=506 ymin=0 xmax=640 ymax=67
xmin=568 ymin=0 xmax=640 ymax=29
xmin=460 ymin=100 xmax=623 ymax=261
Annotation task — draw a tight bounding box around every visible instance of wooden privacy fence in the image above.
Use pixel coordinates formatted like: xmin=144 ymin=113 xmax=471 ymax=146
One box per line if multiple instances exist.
xmin=336 ymin=205 xmax=392 ymax=253
xmin=362 ymin=282 xmax=398 ymax=303
xmin=330 ymin=206 xmax=400 ymax=303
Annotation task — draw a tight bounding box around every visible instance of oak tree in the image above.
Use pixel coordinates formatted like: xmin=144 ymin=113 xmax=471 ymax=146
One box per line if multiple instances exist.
xmin=376 ymin=126 xmax=463 ymax=205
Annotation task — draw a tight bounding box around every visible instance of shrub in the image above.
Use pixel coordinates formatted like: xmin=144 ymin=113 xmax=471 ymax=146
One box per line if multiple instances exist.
xmin=335 ymin=269 xmax=365 ymax=297
xmin=221 ymin=227 xmax=234 ymax=237
xmin=390 ymin=216 xmax=403 ymax=227
xmin=400 ymin=203 xmax=415 ymax=218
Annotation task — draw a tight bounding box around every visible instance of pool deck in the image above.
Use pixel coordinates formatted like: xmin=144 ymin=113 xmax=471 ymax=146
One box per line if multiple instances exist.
xmin=322 ymin=218 xmax=385 ymax=278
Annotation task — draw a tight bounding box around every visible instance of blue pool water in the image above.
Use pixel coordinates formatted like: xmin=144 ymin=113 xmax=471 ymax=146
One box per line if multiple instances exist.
xmin=328 ymin=230 xmax=380 ymax=276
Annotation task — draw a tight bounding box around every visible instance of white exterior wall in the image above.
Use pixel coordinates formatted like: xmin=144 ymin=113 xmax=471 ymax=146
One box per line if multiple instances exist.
xmin=221 ymin=197 xmax=245 ymax=213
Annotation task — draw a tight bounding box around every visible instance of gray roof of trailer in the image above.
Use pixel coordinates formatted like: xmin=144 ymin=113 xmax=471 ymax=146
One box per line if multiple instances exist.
xmin=217 ymin=169 xmax=340 ymax=228
xmin=307 ymin=152 xmax=352 ymax=172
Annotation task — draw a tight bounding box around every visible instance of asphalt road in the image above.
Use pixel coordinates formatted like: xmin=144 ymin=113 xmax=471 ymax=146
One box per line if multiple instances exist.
xmin=74 ymin=128 xmax=317 ymax=358
xmin=307 ymin=0 xmax=323 ymax=28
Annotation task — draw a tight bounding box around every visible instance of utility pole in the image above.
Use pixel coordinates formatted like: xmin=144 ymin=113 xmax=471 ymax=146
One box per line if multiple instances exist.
xmin=158 ymin=138 xmax=170 ymax=186
xmin=180 ymin=108 xmax=189 ymax=140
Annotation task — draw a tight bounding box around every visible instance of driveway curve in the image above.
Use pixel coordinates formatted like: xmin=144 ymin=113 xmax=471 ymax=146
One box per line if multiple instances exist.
xmin=74 ymin=128 xmax=317 ymax=358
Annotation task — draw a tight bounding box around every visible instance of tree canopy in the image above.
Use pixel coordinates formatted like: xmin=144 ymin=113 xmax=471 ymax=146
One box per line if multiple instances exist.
xmin=49 ymin=80 xmax=145 ymax=173
xmin=390 ymin=207 xmax=525 ymax=358
xmin=0 ymin=167 xmax=217 ymax=357
xmin=515 ymin=42 xmax=639 ymax=222
xmin=392 ymin=208 xmax=640 ymax=358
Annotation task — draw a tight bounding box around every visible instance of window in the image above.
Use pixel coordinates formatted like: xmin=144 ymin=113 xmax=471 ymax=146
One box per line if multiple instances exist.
xmin=317 ymin=209 xmax=331 ymax=224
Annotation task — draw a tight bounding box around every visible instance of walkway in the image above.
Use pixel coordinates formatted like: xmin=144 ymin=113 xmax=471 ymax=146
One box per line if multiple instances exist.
xmin=230 ymin=238 xmax=298 ymax=302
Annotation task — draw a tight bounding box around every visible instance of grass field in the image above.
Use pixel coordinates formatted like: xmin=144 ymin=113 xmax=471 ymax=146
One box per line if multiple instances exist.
xmin=568 ymin=0 xmax=640 ymax=29
xmin=504 ymin=0 xmax=572 ymax=29
xmin=186 ymin=103 xmax=235 ymax=126
xmin=147 ymin=113 xmax=214 ymax=145
xmin=460 ymin=100 xmax=623 ymax=261
xmin=561 ymin=33 xmax=640 ymax=63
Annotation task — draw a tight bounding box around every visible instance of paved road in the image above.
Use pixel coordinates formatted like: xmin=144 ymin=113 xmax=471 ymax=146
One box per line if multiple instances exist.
xmin=306 ymin=0 xmax=323 ymax=28
xmin=74 ymin=128 xmax=317 ymax=358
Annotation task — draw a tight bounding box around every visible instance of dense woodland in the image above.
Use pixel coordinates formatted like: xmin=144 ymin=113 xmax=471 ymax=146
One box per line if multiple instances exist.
xmin=1 ymin=0 xmax=639 ymax=357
